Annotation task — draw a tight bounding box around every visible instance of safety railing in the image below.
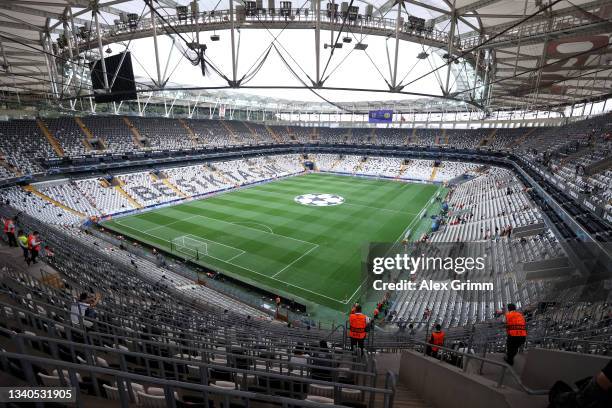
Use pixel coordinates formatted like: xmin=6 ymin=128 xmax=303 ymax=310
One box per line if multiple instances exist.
xmin=368 ymin=338 xmax=549 ymax=395
xmin=0 ymin=349 xmax=395 ymax=408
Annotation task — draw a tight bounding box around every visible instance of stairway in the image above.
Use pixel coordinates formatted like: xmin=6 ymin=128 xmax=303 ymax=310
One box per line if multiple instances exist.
xmin=311 ymin=127 xmax=319 ymax=142
xmin=442 ymin=129 xmax=449 ymax=145
xmin=74 ymin=117 xmax=105 ymax=150
xmin=72 ymin=181 xmax=101 ymax=214
xmin=114 ymin=185 xmax=143 ymax=209
xmin=353 ymin=157 xmax=367 ymax=174
xmin=242 ymin=122 xmax=261 ymax=143
xmin=266 ymin=125 xmax=283 ymax=143
xmin=481 ymin=128 xmax=496 ymax=146
xmin=330 ymin=156 xmax=344 ymax=170
xmin=221 ymin=121 xmax=239 ymax=144
xmin=286 ymin=126 xmax=297 ymax=142
xmin=22 ymin=185 xmax=85 ymax=217
xmin=374 ymin=353 xmax=430 ymax=408
xmin=344 ymin=128 xmax=353 ymax=143
xmin=370 ymin=128 xmax=378 ymax=144
xmin=36 ymin=119 xmax=64 ymax=157
xmin=397 ymin=161 xmax=410 ymax=179
xmin=409 ymin=128 xmax=418 ymax=145
xmin=162 ymin=178 xmax=188 ymax=198
xmin=178 ymin=118 xmax=198 ymax=146
xmin=123 ymin=117 xmax=145 ymax=148
xmin=429 ymin=166 xmax=439 ymax=182
xmin=0 ymin=159 xmax=22 ymax=177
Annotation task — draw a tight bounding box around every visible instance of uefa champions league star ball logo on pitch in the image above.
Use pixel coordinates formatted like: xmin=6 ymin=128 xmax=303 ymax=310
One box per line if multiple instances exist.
xmin=294 ymin=193 xmax=345 ymax=207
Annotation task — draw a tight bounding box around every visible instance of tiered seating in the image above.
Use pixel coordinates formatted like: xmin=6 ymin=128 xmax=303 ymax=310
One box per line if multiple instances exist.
xmin=358 ymin=157 xmax=402 ymax=177
xmin=309 ymin=154 xmax=336 ymax=171
xmin=186 ymin=119 xmax=234 ymax=147
xmin=131 ymin=117 xmax=193 ymax=150
xmin=36 ymin=181 xmax=100 ymax=217
xmin=413 ymin=129 xmax=439 ymax=146
xmin=376 ymin=129 xmax=406 ymax=145
xmin=447 ymin=129 xmax=486 ymax=149
xmin=225 ymin=120 xmax=256 ymax=144
xmin=81 ymin=116 xmax=135 ymax=153
xmin=0 ymin=119 xmax=55 ymax=175
xmin=119 ymin=172 xmax=182 ymax=207
xmin=3 ymin=187 xmax=82 ymax=225
xmin=401 ymin=159 xmax=434 ymax=180
xmin=73 ymin=178 xmax=136 ymax=215
xmin=332 ymin=155 xmax=361 ymax=173
xmin=390 ymin=167 xmax=560 ymax=328
xmin=431 ymin=168 xmax=544 ymax=242
xmin=0 ymin=205 xmax=393 ymax=407
xmin=289 ymin=126 xmax=313 ymax=143
xmin=490 ymin=128 xmax=525 ymax=149
xmin=318 ymin=128 xmax=347 ymax=144
xmin=45 ymin=117 xmax=88 ymax=156
xmin=433 ymin=162 xmax=478 ymax=182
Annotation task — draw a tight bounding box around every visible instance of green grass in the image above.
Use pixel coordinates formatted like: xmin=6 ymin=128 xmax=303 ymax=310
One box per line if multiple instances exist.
xmin=102 ymin=173 xmax=440 ymax=311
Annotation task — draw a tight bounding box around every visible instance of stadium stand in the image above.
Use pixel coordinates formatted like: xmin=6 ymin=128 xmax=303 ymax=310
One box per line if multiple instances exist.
xmin=2 ymin=0 xmax=611 ymax=405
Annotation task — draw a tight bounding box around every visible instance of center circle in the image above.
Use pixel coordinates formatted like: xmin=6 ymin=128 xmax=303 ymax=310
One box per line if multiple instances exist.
xmin=294 ymin=193 xmax=345 ymax=207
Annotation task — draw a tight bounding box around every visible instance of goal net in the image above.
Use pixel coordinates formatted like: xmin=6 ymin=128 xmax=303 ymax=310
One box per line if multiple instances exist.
xmin=171 ymin=236 xmax=208 ymax=260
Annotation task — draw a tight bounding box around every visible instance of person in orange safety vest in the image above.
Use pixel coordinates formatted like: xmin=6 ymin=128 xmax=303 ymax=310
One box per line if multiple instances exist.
xmin=3 ymin=217 xmax=17 ymax=247
xmin=27 ymin=231 xmax=42 ymax=264
xmin=349 ymin=304 xmax=370 ymax=356
xmin=504 ymin=303 xmax=527 ymax=366
xmin=427 ymin=324 xmax=445 ymax=358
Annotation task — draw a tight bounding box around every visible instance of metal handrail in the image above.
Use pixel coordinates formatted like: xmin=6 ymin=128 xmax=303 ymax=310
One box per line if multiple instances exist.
xmin=0 ymin=328 xmax=380 ymax=391
xmin=376 ymin=338 xmax=549 ymax=395
xmin=1 ymin=350 xmax=393 ymax=408
xmin=0 ymin=301 xmax=363 ymax=372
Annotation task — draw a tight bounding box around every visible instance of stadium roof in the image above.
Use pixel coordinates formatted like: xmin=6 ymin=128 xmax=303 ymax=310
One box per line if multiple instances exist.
xmin=0 ymin=0 xmax=610 ymax=113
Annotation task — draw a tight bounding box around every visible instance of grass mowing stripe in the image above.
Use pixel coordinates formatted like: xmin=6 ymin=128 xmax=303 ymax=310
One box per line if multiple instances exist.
xmin=103 ymin=173 xmax=442 ymax=311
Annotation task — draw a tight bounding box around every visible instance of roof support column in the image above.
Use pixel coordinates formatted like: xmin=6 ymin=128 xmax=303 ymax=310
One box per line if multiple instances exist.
xmin=444 ymin=0 xmax=456 ymax=95
xmin=229 ymin=0 xmax=238 ymax=86
xmin=391 ymin=0 xmax=402 ymax=89
xmin=93 ymin=1 xmax=109 ymax=92
xmin=149 ymin=0 xmax=163 ymax=88
xmin=315 ymin=0 xmax=321 ymax=86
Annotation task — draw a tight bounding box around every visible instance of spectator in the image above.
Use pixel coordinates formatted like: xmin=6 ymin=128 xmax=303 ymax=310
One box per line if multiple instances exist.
xmin=70 ymin=292 xmax=100 ymax=325
xmin=549 ymin=360 xmax=612 ymax=407
xmin=289 ymin=343 xmax=309 ymax=373
xmin=310 ymin=340 xmax=334 ymax=381
xmin=17 ymin=230 xmax=30 ymax=265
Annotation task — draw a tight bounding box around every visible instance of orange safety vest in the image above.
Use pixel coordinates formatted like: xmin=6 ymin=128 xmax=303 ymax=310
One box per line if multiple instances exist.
xmin=3 ymin=220 xmax=14 ymax=233
xmin=28 ymin=234 xmax=40 ymax=251
xmin=430 ymin=331 xmax=445 ymax=352
xmin=349 ymin=313 xmax=367 ymax=339
xmin=505 ymin=311 xmax=527 ymax=337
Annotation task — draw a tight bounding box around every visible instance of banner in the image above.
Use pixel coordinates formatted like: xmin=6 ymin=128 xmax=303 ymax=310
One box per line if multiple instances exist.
xmin=368 ymin=109 xmax=393 ymax=123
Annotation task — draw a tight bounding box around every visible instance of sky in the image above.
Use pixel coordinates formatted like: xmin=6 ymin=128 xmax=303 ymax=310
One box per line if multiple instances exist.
xmin=95 ymin=0 xmax=473 ymax=104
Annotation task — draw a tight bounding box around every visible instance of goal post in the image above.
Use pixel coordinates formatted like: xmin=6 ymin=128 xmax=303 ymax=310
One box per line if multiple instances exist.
xmin=171 ymin=235 xmax=208 ymax=260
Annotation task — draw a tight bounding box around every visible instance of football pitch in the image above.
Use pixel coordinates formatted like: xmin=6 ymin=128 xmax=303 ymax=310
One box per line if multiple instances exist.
xmin=102 ymin=173 xmax=441 ymax=311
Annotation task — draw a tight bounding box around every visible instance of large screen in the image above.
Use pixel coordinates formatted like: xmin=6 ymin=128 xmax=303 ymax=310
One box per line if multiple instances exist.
xmin=368 ymin=110 xmax=393 ymax=123
xmin=90 ymin=51 xmax=137 ymax=103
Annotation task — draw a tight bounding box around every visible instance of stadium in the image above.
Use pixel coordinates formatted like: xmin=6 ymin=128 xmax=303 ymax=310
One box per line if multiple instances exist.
xmin=0 ymin=0 xmax=610 ymax=407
